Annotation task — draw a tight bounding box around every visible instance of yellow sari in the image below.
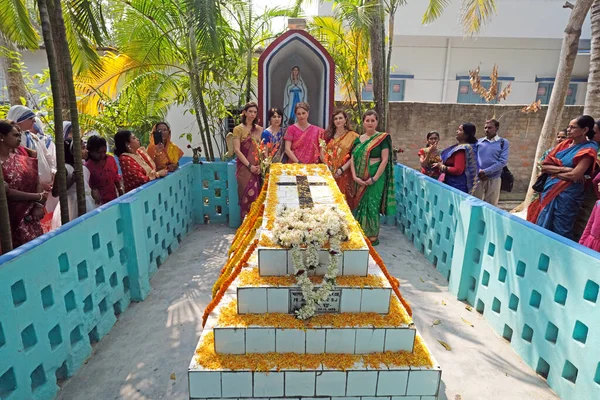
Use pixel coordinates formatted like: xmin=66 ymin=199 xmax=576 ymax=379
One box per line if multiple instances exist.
xmin=147 ymin=134 xmax=184 ymax=171
xmin=326 ymin=130 xmax=359 ymax=209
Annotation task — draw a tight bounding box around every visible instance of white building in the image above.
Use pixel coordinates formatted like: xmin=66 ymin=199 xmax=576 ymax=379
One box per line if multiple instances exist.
xmin=319 ymin=0 xmax=593 ymax=105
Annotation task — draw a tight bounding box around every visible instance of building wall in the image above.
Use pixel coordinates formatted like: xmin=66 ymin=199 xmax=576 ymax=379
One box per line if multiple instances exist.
xmin=388 ymin=102 xmax=583 ymax=192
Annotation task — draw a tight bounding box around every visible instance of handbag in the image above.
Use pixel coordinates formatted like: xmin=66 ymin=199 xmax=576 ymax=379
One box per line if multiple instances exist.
xmin=532 ymin=173 xmax=548 ymax=193
xmin=500 ymin=139 xmax=514 ymax=192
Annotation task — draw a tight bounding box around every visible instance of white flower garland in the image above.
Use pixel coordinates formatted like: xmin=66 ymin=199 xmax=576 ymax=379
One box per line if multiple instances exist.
xmin=272 ymin=206 xmax=349 ymax=319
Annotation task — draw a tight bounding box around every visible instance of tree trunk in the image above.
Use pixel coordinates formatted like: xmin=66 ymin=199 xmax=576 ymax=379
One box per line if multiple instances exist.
xmin=48 ymin=0 xmax=86 ymax=216
xmin=188 ymin=25 xmax=215 ymax=161
xmin=197 ymin=86 xmax=216 ymax=161
xmin=585 ymin=0 xmax=600 ymax=117
xmin=516 ymin=0 xmax=594 ymax=212
xmin=37 ymin=0 xmax=69 ymax=224
xmin=0 ymin=169 xmax=13 ymax=254
xmin=48 ymin=5 xmax=71 ymax=120
xmin=369 ymin=0 xmax=386 ymax=129
xmin=0 ymin=38 xmax=28 ymax=105
xmin=385 ymin=7 xmax=397 ymax=132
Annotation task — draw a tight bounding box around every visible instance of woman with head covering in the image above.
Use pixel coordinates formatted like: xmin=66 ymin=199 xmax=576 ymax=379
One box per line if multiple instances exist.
xmin=50 ymin=134 xmax=97 ymax=230
xmin=114 ymin=130 xmax=167 ymax=193
xmin=147 ymin=122 xmax=183 ymax=172
xmin=434 ymin=123 xmax=480 ymax=195
xmin=0 ymin=120 xmax=45 ymax=247
xmin=282 ymin=66 xmax=308 ymax=126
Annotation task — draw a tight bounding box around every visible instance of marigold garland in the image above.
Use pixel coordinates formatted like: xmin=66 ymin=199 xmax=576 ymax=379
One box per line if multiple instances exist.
xmin=195 ymin=331 xmax=433 ymax=371
xmin=202 ymin=239 xmax=259 ymax=327
xmin=364 ymin=234 xmax=413 ymax=317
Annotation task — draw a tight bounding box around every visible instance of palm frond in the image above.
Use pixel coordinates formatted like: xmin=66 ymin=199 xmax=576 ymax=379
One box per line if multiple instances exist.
xmin=421 ymin=0 xmax=450 ymax=25
xmin=0 ymin=0 xmax=39 ymax=48
xmin=461 ymin=0 xmax=496 ymax=35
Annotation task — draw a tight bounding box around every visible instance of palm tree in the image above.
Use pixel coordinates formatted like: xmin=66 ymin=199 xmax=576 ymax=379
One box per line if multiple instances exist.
xmin=369 ymin=0 xmax=385 ymax=129
xmin=516 ymin=0 xmax=594 ymax=212
xmin=422 ymin=0 xmax=497 ymax=35
xmin=310 ymin=0 xmax=373 ymax=124
xmin=585 ymin=0 xmax=600 ymax=117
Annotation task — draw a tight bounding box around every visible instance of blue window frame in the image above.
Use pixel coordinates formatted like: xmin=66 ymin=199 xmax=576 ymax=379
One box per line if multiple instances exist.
xmin=536 ymin=82 xmax=578 ymax=105
xmin=362 ymin=79 xmax=405 ymax=101
xmin=457 ymin=81 xmax=501 ymax=104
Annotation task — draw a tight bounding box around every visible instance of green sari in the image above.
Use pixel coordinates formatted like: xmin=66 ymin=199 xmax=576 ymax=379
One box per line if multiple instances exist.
xmin=352 ymin=132 xmax=396 ymax=243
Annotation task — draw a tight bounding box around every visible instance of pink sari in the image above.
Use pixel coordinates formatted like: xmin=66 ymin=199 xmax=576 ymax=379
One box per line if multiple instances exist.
xmin=284 ymin=124 xmax=323 ymax=164
xmin=236 ymin=134 xmax=262 ymax=219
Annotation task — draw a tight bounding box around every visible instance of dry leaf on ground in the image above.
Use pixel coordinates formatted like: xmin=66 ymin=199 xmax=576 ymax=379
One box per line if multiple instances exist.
xmin=438 ymin=340 xmax=452 ymax=351
xmin=465 ymin=305 xmax=473 ymax=312
xmin=442 ymin=300 xmax=447 ymax=306
xmin=170 ymin=373 xmax=176 ymax=380
xmin=419 ymin=277 xmax=425 ymax=283
xmin=461 ymin=318 xmax=474 ymax=327
xmin=432 ymin=319 xmax=441 ymax=326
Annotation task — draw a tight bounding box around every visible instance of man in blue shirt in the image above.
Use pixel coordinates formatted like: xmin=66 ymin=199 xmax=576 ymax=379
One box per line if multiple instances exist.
xmin=474 ymin=119 xmax=509 ymax=206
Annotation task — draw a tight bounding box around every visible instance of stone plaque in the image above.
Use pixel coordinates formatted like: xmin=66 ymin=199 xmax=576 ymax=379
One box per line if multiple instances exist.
xmin=289 ymin=289 xmax=341 ymax=313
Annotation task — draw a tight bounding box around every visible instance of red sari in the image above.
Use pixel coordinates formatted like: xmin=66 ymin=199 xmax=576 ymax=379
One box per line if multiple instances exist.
xmin=119 ymin=149 xmax=158 ymax=193
xmin=86 ymin=156 xmax=121 ymax=204
xmin=2 ymin=152 xmax=43 ymax=247
xmin=233 ymin=125 xmax=262 ymax=219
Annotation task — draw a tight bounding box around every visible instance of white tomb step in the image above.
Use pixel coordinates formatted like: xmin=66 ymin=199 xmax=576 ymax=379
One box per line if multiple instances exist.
xmin=237 ymin=285 xmax=392 ymax=314
xmin=189 ymin=330 xmax=441 ymax=400
xmin=257 ymin=247 xmax=369 ymax=276
xmin=212 ymin=325 xmax=416 ymax=354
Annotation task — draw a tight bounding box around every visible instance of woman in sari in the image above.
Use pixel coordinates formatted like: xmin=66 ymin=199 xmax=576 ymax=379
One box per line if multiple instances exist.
xmin=284 ymin=102 xmax=324 ymax=164
xmin=350 ymin=110 xmax=396 ymax=245
xmin=86 ymin=135 xmax=123 ymax=204
xmin=434 ymin=123 xmax=479 ymax=195
xmin=114 ymin=130 xmax=167 ymax=193
xmin=233 ymin=102 xmax=263 ymax=219
xmin=418 ymin=131 xmax=442 ymax=179
xmin=147 ymin=121 xmax=184 ymax=172
xmin=0 ymin=120 xmax=45 ymax=248
xmin=527 ymin=115 xmax=598 ymax=239
xmin=325 ymin=109 xmax=359 ymax=208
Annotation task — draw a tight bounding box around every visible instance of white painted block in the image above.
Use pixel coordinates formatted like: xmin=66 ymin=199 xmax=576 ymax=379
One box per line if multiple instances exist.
xmin=189 ymin=371 xmax=221 ymax=398
xmin=325 ymin=329 xmax=356 ymax=353
xmin=285 ymin=371 xmax=316 ymax=396
xmin=246 ymin=328 xmax=275 ymax=353
xmin=355 ymin=328 xmax=385 ymax=354
xmin=238 ymin=288 xmax=267 ymax=314
xmin=276 ymin=329 xmax=305 ymax=353
xmin=214 ymin=328 xmax=245 ymax=354
xmin=332 ymin=398 xmax=360 ymax=400
xmin=392 ymin=397 xmax=421 ymax=400
xmin=259 ymin=249 xmax=287 ymax=276
xmin=363 ymin=397 xmax=390 ymax=400
xmin=316 ymin=371 xmax=347 ymax=396
xmin=340 ymin=288 xmax=362 ymax=312
xmin=305 ymin=329 xmax=326 ymax=354
xmin=421 ymin=397 xmax=438 ymax=400
xmin=361 ymin=289 xmax=391 ymax=313
xmin=222 ymin=371 xmax=252 ymax=397
xmin=346 ymin=371 xmax=378 ymax=396
xmin=342 ymin=250 xmax=369 ymax=276
xmin=315 ymin=251 xmax=343 ymax=276
xmin=254 ymin=372 xmax=284 ymax=397
xmin=377 ymin=370 xmax=409 ymax=396
xmin=384 ymin=329 xmax=415 ymax=352
xmin=406 ymin=370 xmax=441 ymax=396
xmin=267 ymin=288 xmax=288 ymax=313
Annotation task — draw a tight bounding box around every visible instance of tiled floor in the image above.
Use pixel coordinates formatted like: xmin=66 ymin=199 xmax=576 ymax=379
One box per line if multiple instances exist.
xmin=55 ymin=225 xmax=558 ymax=400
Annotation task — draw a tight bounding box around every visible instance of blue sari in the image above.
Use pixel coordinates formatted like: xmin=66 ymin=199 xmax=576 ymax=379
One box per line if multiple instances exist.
xmin=536 ymin=140 xmax=599 ymax=239
xmin=261 ymin=128 xmax=283 ymax=144
xmin=440 ymin=143 xmax=479 ymax=194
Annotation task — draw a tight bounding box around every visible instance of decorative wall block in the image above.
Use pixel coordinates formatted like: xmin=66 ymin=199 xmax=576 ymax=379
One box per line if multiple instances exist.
xmin=339 ymin=288 xmax=362 ymax=312
xmin=342 ymin=250 xmax=369 ymax=276
xmin=214 ymin=328 xmax=245 ymax=354
xmin=267 ymin=288 xmax=288 ymax=313
xmin=325 ymin=329 xmax=356 ymax=353
xmin=305 ymin=329 xmax=326 ymax=354
xmin=354 ymin=329 xmax=385 ymax=354
xmin=360 ymin=289 xmax=391 ymax=313
xmin=238 ymin=288 xmax=267 ymax=314
xmin=258 ymin=249 xmax=287 ymax=276
xmin=406 ymin=369 xmax=441 ymax=396
xmin=246 ymin=328 xmax=275 ymax=353
xmin=189 ymin=371 xmax=221 ymax=398
xmin=384 ymin=328 xmax=415 ymax=352
xmin=276 ymin=329 xmax=305 ymax=353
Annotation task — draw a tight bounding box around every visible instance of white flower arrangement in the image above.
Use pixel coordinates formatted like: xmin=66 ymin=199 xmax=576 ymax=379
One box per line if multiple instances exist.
xmin=272 ymin=206 xmax=349 ymax=319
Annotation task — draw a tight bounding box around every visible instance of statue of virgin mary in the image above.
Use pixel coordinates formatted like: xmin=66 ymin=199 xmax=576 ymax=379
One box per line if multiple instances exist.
xmin=282 ymin=66 xmax=308 ymax=126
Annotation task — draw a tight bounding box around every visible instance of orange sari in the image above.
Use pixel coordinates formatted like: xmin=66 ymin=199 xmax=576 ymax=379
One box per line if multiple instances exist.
xmin=326 ymin=131 xmax=359 ymax=208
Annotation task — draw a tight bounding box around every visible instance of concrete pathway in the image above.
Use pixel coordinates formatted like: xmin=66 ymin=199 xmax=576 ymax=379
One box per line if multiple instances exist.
xmin=56 ymin=225 xmax=558 ymax=400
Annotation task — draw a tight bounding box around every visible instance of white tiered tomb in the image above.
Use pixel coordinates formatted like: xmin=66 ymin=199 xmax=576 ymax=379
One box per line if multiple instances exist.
xmin=189 ymin=164 xmax=442 ymax=400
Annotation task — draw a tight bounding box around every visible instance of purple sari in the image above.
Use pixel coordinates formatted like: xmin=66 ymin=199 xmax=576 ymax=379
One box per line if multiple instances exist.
xmin=236 ymin=134 xmax=262 ymax=220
